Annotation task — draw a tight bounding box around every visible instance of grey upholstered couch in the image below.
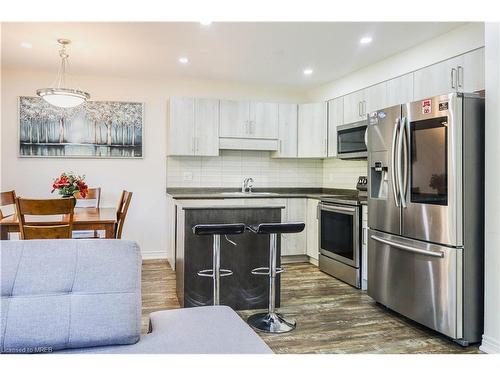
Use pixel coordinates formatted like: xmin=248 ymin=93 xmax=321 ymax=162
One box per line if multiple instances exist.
xmin=0 ymin=239 xmax=272 ymax=354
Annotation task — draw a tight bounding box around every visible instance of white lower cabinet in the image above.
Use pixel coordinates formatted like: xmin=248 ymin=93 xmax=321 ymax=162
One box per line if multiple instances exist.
xmin=306 ymin=198 xmax=320 ymax=261
xmin=361 ymin=204 xmax=368 ymax=290
xmin=281 ymin=198 xmax=307 ymax=256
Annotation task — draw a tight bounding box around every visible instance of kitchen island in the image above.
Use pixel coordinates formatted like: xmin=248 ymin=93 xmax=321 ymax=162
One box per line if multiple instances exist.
xmin=175 ymin=202 xmax=284 ymax=310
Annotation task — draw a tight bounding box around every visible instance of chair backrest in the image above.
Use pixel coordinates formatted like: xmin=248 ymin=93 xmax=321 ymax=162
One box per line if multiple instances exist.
xmin=0 ymin=190 xmax=16 ymax=220
xmin=116 ymin=190 xmax=133 ymax=239
xmin=75 ymin=187 xmax=101 ymax=208
xmin=15 ymin=197 xmax=75 ymax=240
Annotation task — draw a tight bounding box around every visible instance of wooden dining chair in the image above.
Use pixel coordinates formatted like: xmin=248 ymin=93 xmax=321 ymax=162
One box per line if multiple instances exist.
xmin=15 ymin=197 xmax=75 ymax=240
xmin=75 ymin=187 xmax=101 ymax=208
xmin=0 ymin=190 xmax=16 ymax=220
xmin=73 ymin=187 xmax=102 ymax=239
xmin=115 ymin=190 xmax=133 ymax=239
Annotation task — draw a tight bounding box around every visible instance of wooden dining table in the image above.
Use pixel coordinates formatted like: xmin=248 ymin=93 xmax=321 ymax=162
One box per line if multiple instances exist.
xmin=0 ymin=207 xmax=117 ymax=240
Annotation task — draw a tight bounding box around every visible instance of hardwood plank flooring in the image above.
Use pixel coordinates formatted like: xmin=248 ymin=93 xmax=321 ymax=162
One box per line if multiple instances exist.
xmin=141 ymin=260 xmax=480 ymax=354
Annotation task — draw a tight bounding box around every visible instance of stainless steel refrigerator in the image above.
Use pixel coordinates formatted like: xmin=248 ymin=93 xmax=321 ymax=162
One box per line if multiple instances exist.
xmin=367 ymin=92 xmax=484 ymax=346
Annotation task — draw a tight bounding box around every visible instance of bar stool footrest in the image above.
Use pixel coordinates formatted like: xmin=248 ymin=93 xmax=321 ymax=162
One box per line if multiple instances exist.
xmin=250 ymin=267 xmax=284 ymax=275
xmin=197 ymin=269 xmax=233 ymax=277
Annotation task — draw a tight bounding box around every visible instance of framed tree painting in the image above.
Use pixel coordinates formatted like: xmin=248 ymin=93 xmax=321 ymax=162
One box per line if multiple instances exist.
xmin=18 ymin=97 xmax=144 ymax=158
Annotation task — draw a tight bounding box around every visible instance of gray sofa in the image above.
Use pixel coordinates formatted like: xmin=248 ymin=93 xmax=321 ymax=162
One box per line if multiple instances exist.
xmin=0 ymin=239 xmax=272 ymax=354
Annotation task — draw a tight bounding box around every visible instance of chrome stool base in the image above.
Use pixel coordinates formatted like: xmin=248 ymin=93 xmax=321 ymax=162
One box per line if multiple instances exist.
xmin=247 ymin=312 xmax=296 ymax=333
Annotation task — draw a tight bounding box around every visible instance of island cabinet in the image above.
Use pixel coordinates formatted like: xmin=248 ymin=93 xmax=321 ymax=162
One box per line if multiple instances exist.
xmin=175 ymin=204 xmax=283 ymax=310
xmin=167 ymin=97 xmax=219 ymax=156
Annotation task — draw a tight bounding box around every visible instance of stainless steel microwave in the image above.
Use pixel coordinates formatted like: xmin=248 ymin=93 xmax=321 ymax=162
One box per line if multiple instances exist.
xmin=337 ymin=120 xmax=368 ymax=159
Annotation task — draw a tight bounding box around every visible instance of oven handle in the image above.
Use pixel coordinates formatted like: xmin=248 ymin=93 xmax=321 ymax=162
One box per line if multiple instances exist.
xmin=318 ymin=203 xmax=357 ymax=214
xmin=370 ymin=235 xmax=444 ymax=258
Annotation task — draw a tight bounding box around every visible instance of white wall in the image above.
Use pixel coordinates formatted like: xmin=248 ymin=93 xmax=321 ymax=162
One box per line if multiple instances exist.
xmin=0 ymin=68 xmax=305 ymax=259
xmin=480 ymin=22 xmax=500 ymax=354
xmin=167 ymin=151 xmax=323 ymax=188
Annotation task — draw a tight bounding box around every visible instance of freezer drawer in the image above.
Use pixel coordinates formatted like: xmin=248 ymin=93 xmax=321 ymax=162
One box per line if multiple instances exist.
xmin=368 ymin=229 xmax=462 ymax=339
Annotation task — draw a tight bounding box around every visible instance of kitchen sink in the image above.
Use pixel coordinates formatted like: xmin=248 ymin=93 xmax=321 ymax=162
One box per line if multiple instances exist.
xmin=219 ymin=192 xmax=279 ymax=197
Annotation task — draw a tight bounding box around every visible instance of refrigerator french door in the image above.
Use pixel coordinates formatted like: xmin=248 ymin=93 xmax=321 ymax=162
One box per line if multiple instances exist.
xmin=367 ymin=93 xmax=484 ymax=345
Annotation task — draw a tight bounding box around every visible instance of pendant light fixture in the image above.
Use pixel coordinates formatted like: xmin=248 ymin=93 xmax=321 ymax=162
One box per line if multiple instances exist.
xmin=36 ymin=39 xmax=90 ymax=108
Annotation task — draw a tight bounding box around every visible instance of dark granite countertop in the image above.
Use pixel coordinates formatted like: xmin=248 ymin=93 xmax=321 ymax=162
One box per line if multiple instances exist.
xmin=166 ymin=187 xmax=359 ymax=201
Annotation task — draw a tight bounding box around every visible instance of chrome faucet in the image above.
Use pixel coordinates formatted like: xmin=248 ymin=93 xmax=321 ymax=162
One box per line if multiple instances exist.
xmin=242 ymin=177 xmax=254 ymax=193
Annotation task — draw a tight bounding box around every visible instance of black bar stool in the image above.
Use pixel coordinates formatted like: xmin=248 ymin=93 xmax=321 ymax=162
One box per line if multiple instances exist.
xmin=192 ymin=223 xmax=246 ymax=305
xmin=246 ymin=222 xmax=305 ymax=333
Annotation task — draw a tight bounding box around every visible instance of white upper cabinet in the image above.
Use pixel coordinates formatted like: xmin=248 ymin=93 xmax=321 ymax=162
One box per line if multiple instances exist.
xmin=386 ymin=73 xmax=414 ymax=107
xmin=413 ymin=48 xmax=484 ymax=100
xmin=273 ymin=103 xmax=298 ymax=158
xmin=167 ymin=98 xmax=219 ymax=156
xmin=365 ymin=81 xmax=388 ymax=114
xmin=327 ymin=97 xmax=343 ymax=158
xmin=458 ymin=48 xmax=485 ymax=93
xmin=343 ymin=89 xmax=367 ymax=124
xmin=220 ymin=100 xmax=278 ymax=139
xmin=168 ymin=97 xmax=195 ymax=156
xmin=194 ymin=98 xmax=220 ymax=156
xmin=298 ymin=102 xmax=327 ymax=158
xmin=250 ymin=102 xmax=279 ymax=139
xmin=219 ymin=100 xmax=250 ymax=138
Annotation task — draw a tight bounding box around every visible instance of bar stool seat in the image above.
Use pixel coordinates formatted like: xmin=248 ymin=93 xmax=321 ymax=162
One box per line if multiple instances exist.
xmin=247 ymin=222 xmax=305 ymax=333
xmin=192 ymin=223 xmax=245 ymax=306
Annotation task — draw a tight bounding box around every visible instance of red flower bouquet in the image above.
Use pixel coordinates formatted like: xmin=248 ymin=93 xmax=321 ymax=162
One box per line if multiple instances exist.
xmin=52 ymin=172 xmax=88 ymax=198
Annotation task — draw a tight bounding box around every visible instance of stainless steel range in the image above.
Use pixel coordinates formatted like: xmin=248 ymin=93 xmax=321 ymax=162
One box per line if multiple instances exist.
xmin=318 ymin=178 xmax=367 ymax=288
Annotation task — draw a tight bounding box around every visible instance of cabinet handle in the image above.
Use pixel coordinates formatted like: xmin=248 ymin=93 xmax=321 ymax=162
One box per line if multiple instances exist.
xmin=457 ymin=66 xmax=463 ymax=88
xmin=451 ymin=68 xmax=457 ymax=89
xmin=245 ymin=120 xmax=249 ymax=134
xmin=358 ymin=101 xmax=362 ymax=117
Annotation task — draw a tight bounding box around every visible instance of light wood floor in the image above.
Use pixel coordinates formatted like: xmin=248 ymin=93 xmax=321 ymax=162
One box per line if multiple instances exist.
xmin=141 ymin=260 xmax=480 ymax=354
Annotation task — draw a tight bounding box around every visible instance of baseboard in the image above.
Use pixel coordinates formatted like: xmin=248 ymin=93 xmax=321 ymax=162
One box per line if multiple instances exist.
xmin=282 ymin=255 xmax=309 ymax=264
xmin=308 ymin=256 xmax=319 ymax=266
xmin=479 ymin=334 xmax=500 ymax=353
xmin=141 ymin=250 xmax=168 ymax=260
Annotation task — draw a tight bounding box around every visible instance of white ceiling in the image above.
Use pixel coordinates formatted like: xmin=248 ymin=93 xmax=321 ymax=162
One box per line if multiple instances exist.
xmin=1 ymin=22 xmax=465 ymax=90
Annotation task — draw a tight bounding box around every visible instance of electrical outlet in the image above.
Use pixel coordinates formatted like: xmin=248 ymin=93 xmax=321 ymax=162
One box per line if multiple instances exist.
xmin=183 ymin=172 xmax=193 ymax=181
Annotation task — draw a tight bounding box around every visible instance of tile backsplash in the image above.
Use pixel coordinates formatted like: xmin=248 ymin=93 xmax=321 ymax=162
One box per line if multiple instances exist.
xmin=167 ymin=151 xmax=323 ymax=188
xmin=322 ymin=158 xmax=368 ymax=189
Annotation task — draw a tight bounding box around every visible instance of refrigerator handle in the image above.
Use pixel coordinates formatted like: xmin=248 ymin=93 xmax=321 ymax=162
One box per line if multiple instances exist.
xmin=398 ymin=117 xmax=407 ymax=208
xmin=391 ymin=118 xmax=400 ymax=207
xmin=402 ymin=116 xmax=409 ymax=206
xmin=370 ymin=235 xmax=444 ymax=258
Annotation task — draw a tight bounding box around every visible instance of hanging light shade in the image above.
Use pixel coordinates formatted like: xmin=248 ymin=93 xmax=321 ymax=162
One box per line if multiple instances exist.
xmin=36 ymin=39 xmax=90 ymax=108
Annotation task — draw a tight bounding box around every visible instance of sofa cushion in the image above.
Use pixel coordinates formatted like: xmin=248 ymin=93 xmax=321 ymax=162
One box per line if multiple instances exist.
xmin=0 ymin=239 xmax=142 ymax=353
xmin=58 ymin=306 xmax=273 ymax=354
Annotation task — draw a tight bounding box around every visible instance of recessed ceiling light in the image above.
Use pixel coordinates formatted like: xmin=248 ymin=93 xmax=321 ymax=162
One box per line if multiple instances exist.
xmin=179 ymin=57 xmax=189 ymax=64
xmin=21 ymin=42 xmax=32 ymax=49
xmin=303 ymin=68 xmax=313 ymax=75
xmin=200 ymin=21 xmax=212 ymax=26
xmin=360 ymin=36 xmax=373 ymax=45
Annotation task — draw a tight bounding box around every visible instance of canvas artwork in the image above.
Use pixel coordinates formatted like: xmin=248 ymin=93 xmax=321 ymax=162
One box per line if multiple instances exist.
xmin=18 ymin=97 xmax=143 ymax=158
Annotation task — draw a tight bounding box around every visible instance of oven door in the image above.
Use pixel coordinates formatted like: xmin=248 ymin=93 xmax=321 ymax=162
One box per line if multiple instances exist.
xmin=318 ymin=203 xmax=360 ymax=268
